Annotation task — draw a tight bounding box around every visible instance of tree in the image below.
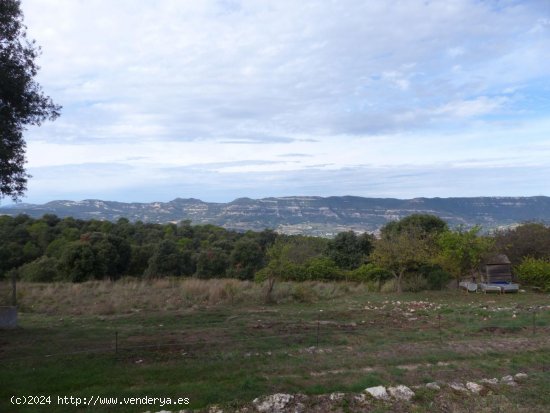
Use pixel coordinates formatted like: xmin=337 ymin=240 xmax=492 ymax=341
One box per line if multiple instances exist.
xmin=381 ymin=214 xmax=448 ymax=237
xmin=436 ymin=226 xmax=494 ymax=287
xmin=371 ymin=226 xmax=436 ymax=293
xmin=144 ymin=239 xmax=191 ymax=278
xmin=229 ymin=238 xmax=264 ymax=280
xmin=494 ymin=222 xmax=550 ymax=265
xmin=515 ymin=257 xmax=550 ymax=292
xmin=196 ymin=248 xmax=228 ymax=278
xmin=326 ymin=231 xmax=373 ymax=270
xmin=1 ymin=0 xmax=61 ymax=200
xmin=60 ymin=241 xmax=102 ymax=282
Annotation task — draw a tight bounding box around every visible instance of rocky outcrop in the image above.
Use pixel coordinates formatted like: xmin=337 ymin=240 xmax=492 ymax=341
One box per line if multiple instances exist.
xmin=4 ymin=196 xmax=549 ymax=236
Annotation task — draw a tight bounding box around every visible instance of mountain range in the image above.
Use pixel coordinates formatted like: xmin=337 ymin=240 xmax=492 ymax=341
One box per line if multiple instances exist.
xmin=1 ymin=196 xmax=549 ymax=236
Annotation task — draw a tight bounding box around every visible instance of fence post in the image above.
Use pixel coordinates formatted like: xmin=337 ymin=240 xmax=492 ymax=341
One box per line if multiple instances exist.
xmin=438 ymin=313 xmax=442 ymax=343
xmin=316 ymin=311 xmax=321 ymax=348
xmin=11 ymin=271 xmax=17 ymax=307
xmin=115 ymin=331 xmax=118 ymax=355
xmin=532 ymin=310 xmax=536 ymax=336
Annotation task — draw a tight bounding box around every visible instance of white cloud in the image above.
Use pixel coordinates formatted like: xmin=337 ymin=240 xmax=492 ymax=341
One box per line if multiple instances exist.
xmin=11 ymin=0 xmax=550 ymax=202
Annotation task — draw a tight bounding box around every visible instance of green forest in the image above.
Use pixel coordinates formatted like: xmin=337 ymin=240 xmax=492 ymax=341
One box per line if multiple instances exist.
xmin=1 ymin=213 xmax=550 ymax=292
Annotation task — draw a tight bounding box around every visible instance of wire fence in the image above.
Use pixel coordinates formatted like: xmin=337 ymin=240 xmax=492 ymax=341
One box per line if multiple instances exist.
xmin=3 ymin=306 xmax=550 ymax=370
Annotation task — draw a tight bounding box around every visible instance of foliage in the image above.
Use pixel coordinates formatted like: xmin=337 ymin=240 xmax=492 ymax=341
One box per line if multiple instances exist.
xmin=0 ymin=212 xmax=535 ymax=294
xmin=0 ymin=0 xmax=61 ymax=200
xmin=417 ymin=264 xmax=451 ymax=290
xmin=196 ymin=248 xmax=229 ymax=278
xmin=436 ymin=226 xmax=494 ymax=285
xmin=402 ymin=274 xmax=429 ymax=292
xmin=371 ymin=223 xmax=437 ymax=293
xmin=381 ymin=214 xmax=448 ymax=237
xmin=494 ymin=222 xmax=550 ymax=265
xmin=59 ymin=241 xmax=103 ymax=282
xmin=17 ymin=256 xmax=59 ymax=282
xmin=145 ymin=239 xmax=194 ymax=278
xmin=0 ymin=214 xmax=274 ymax=282
xmin=304 ymin=257 xmax=343 ymax=281
xmin=228 ymin=238 xmax=265 ymax=280
xmin=256 ymin=236 xmax=327 ymax=280
xmin=326 ymin=231 xmax=373 ymax=269
xmin=348 ymin=263 xmax=392 ymax=286
xmin=515 ymin=257 xmax=550 ymax=291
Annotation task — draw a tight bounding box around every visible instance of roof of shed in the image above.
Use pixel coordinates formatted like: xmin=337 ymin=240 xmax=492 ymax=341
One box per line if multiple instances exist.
xmin=486 ymin=254 xmax=511 ymax=265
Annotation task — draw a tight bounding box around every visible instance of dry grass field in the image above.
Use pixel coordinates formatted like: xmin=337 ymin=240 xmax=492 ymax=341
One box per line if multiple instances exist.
xmin=2 ymin=279 xmax=550 ymax=412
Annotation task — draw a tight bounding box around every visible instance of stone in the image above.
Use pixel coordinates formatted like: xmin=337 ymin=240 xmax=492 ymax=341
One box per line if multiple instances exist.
xmin=208 ymin=406 xmax=224 ymax=413
xmin=480 ymin=378 xmax=499 ymax=385
xmin=501 ymin=375 xmax=517 ymax=386
xmin=387 ymin=385 xmax=415 ymax=401
xmin=425 ymin=382 xmax=441 ymax=391
xmin=293 ymin=402 xmax=305 ymax=413
xmin=449 ymin=382 xmax=468 ymax=393
xmin=353 ymin=394 xmax=368 ymax=403
xmin=466 ymin=382 xmax=483 ymax=394
xmin=514 ymin=373 xmax=528 ymax=380
xmin=365 ymin=386 xmax=390 ymax=400
xmin=329 ymin=392 xmax=345 ymax=401
xmin=253 ymin=394 xmax=294 ymax=413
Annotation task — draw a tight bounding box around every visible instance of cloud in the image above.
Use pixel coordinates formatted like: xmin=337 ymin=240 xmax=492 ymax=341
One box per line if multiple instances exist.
xmin=10 ymin=0 xmax=550 ymax=202
xmin=23 ymin=162 xmax=550 ymax=204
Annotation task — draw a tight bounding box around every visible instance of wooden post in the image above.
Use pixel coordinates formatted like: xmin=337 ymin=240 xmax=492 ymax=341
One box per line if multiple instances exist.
xmin=11 ymin=271 xmax=17 ymax=307
xmin=316 ymin=312 xmax=320 ymax=348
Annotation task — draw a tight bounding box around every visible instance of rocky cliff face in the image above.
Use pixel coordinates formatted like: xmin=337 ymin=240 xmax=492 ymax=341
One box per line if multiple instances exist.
xmin=2 ymin=196 xmax=549 ymax=236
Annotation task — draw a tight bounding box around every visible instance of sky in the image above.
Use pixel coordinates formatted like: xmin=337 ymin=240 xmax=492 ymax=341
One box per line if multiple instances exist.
xmin=10 ymin=0 xmax=550 ymax=204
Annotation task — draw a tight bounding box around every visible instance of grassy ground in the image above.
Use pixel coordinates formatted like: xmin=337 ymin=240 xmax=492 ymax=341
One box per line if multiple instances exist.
xmin=1 ymin=279 xmax=550 ymax=412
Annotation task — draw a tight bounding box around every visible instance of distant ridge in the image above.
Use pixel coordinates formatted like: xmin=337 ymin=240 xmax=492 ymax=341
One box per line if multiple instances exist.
xmin=1 ymin=196 xmax=549 ymax=236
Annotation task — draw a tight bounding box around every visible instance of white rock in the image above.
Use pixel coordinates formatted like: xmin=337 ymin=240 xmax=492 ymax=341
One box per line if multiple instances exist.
xmin=466 ymin=382 xmax=483 ymax=394
xmin=480 ymin=378 xmax=499 ymax=385
xmin=425 ymin=382 xmax=441 ymax=390
xmin=293 ymin=402 xmax=305 ymax=413
xmin=501 ymin=375 xmax=517 ymax=386
xmin=365 ymin=385 xmax=390 ymax=400
xmin=253 ymin=394 xmax=294 ymax=413
xmin=208 ymin=406 xmax=224 ymax=413
xmin=329 ymin=392 xmax=345 ymax=401
xmin=354 ymin=394 xmax=368 ymax=403
xmin=449 ymin=382 xmax=468 ymax=393
xmin=388 ymin=385 xmax=415 ymax=401
xmin=515 ymin=373 xmax=528 ymax=380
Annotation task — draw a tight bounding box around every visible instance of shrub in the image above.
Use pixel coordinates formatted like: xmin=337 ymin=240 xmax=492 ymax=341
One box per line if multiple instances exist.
xmin=18 ymin=256 xmax=60 ymax=282
xmin=380 ymin=279 xmax=397 ymax=293
xmin=305 ymin=257 xmax=343 ymax=281
xmin=348 ymin=264 xmax=392 ymax=286
xmin=516 ymin=257 xmax=550 ymax=291
xmin=418 ymin=265 xmax=451 ymax=290
xmin=402 ymin=274 xmax=429 ymax=292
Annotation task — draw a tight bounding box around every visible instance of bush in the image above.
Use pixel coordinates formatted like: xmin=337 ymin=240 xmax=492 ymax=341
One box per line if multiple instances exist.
xmin=402 ymin=274 xmax=429 ymax=292
xmin=516 ymin=257 xmax=550 ymax=291
xmin=305 ymin=257 xmax=343 ymax=281
xmin=418 ymin=265 xmax=451 ymax=290
xmin=380 ymin=278 xmax=397 ymax=293
xmin=348 ymin=264 xmax=392 ymax=286
xmin=18 ymin=256 xmax=60 ymax=282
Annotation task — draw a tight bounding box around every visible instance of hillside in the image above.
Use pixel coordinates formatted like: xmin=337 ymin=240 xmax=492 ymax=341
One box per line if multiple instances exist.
xmin=2 ymin=196 xmax=549 ymax=236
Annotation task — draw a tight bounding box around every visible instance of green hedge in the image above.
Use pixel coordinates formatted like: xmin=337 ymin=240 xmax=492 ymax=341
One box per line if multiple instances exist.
xmin=516 ymin=257 xmax=550 ymax=291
